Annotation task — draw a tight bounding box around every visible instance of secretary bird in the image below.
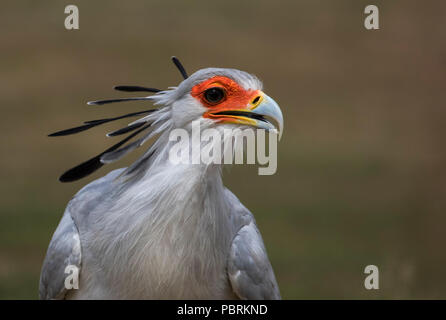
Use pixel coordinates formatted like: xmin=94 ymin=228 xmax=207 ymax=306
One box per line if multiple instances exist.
xmin=40 ymin=57 xmax=283 ymax=299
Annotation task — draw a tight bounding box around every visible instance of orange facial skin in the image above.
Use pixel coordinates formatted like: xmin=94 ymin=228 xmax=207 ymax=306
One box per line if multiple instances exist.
xmin=191 ymin=76 xmax=261 ymax=124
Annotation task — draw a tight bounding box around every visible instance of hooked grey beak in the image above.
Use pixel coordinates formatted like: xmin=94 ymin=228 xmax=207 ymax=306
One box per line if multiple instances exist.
xmin=249 ymin=93 xmax=284 ymax=140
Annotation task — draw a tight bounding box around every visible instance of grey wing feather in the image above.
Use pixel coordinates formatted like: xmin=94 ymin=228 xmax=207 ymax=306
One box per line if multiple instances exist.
xmin=228 ymin=221 xmax=281 ymax=300
xmin=39 ymin=209 xmax=81 ymax=300
xmin=39 ymin=168 xmax=126 ymax=299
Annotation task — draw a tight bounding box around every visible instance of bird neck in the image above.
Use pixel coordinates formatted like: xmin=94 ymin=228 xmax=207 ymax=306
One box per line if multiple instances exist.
xmin=110 ymin=139 xmax=231 ymax=250
xmin=116 ymin=127 xmax=228 ymax=213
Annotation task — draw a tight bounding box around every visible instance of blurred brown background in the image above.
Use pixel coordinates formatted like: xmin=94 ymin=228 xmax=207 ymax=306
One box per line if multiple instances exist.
xmin=1 ymin=1 xmax=445 ymax=299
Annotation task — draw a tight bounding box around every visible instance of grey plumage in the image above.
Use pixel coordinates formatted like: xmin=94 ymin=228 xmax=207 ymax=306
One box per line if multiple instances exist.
xmin=39 ymin=205 xmax=82 ymax=299
xmin=40 ymin=63 xmax=282 ymax=299
xmin=40 ymin=166 xmax=280 ymax=299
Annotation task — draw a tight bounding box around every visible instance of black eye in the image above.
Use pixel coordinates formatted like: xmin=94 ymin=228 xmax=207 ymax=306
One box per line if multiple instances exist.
xmin=204 ymin=87 xmax=225 ymax=104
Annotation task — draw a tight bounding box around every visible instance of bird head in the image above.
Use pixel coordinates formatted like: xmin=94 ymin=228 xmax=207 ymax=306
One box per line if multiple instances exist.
xmin=160 ymin=68 xmax=283 ymax=140
xmin=49 ymin=57 xmax=283 ymax=182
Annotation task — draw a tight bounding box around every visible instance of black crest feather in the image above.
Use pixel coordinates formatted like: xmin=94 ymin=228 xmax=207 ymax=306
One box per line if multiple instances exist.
xmin=59 ymin=123 xmax=151 ymax=182
xmin=171 ymin=56 xmax=188 ymax=79
xmin=114 ymin=86 xmax=161 ymax=93
xmin=51 ymin=56 xmax=189 ymax=182
xmin=48 ymin=109 xmax=156 ymax=137
xmin=87 ymin=97 xmax=153 ymax=106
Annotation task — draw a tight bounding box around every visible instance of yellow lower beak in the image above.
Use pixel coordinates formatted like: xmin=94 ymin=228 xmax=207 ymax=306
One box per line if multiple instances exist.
xmin=207 ymin=93 xmax=283 ymax=140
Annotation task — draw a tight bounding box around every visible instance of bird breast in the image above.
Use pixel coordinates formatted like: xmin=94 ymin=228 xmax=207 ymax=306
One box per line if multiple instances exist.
xmin=82 ymin=163 xmax=237 ymax=299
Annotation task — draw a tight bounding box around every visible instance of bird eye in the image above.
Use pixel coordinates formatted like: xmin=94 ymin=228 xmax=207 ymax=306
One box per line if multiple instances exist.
xmin=204 ymin=87 xmax=225 ymax=104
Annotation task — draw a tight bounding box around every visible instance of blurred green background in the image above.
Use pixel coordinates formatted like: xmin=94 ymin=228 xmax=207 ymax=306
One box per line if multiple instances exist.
xmin=1 ymin=1 xmax=445 ymax=299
